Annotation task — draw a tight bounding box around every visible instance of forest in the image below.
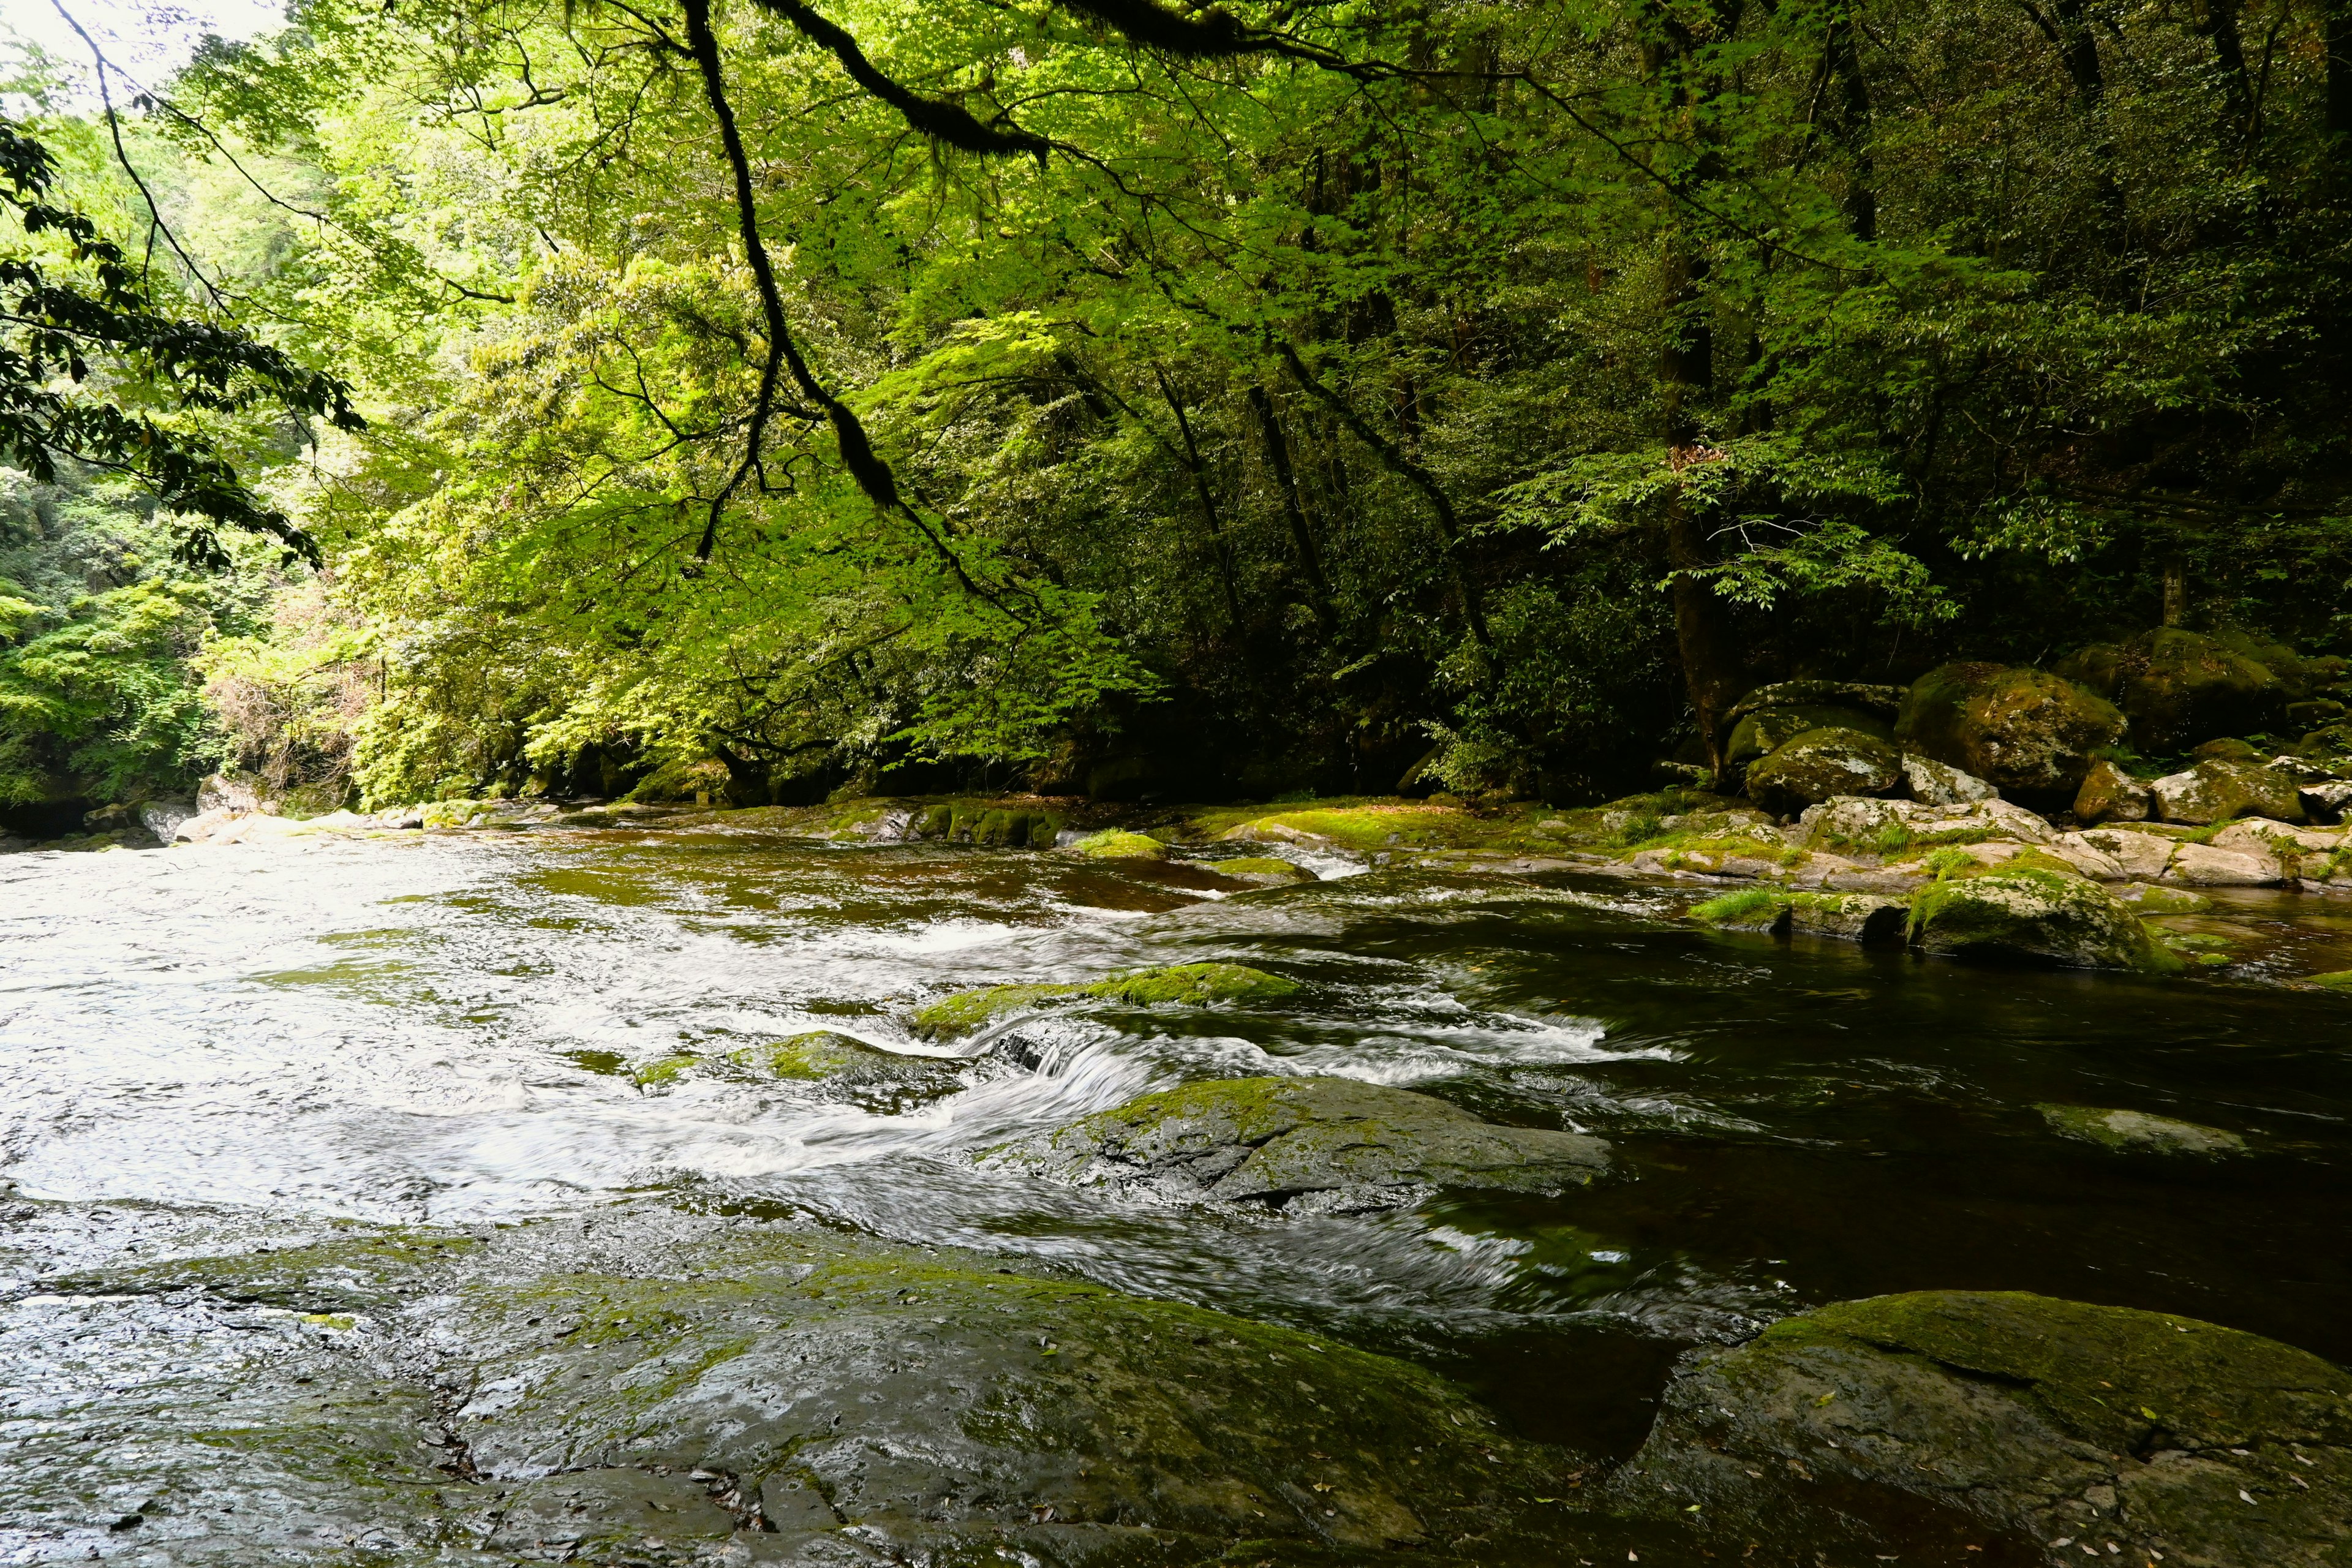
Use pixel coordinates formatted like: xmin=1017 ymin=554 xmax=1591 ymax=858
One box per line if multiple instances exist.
xmin=5 ymin=0 xmax=2346 ymax=833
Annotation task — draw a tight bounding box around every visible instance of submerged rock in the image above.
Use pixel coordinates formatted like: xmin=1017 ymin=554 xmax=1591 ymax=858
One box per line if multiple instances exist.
xmin=1613 ymin=1290 xmax=2351 ymax=1566
xmin=914 ymin=962 xmax=1300 ymax=1038
xmin=990 ymin=1075 xmax=1611 ymax=1212
xmin=1744 ymin=726 xmax=1902 ymax=815
xmin=2038 ymin=1103 xmax=2248 ymax=1156
xmin=2116 ymin=881 xmax=2213 ymax=914
xmin=729 ymin=1031 xmax=961 ymax=1108
xmin=1907 ymin=869 xmax=2179 ymax=971
xmin=2149 ymin=758 xmax=2306 ymax=825
xmin=1213 ymin=854 xmax=1317 ymax=884
xmin=1896 ymin=663 xmax=2125 ymax=800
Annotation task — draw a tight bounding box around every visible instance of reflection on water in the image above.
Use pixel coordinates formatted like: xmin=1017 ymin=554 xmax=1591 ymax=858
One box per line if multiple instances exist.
xmin=4 ymin=826 xmax=2350 ymax=1453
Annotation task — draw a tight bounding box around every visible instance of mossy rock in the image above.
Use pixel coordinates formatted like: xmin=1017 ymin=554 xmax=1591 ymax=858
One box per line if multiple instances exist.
xmin=2116 ymin=881 xmax=2211 ymax=914
xmin=2072 ymin=756 xmax=2152 ymax=826
xmin=2149 ymin=758 xmax=2306 ymax=825
xmin=2038 ymin=1103 xmax=2247 ymax=1156
xmin=913 ymin=962 xmax=1300 ymax=1038
xmin=1724 ymin=704 xmax=1893 ymax=771
xmin=992 ymin=1074 xmax=1610 ymax=1213
xmin=729 ymin=1031 xmax=960 ymax=1107
xmin=630 ymin=1054 xmax=697 ymax=1090
xmin=1691 ymin=889 xmax=1906 ymax=944
xmin=909 ymin=800 xmax=1064 ymax=848
xmin=1896 ymin=662 xmax=2126 ymax=801
xmin=1907 ymin=868 xmax=2180 ymax=971
xmin=27 ymin=1205 xmax=1593 ymax=1566
xmin=911 ymin=982 xmax=1076 ymax=1039
xmin=1213 ymin=855 xmax=1317 ymax=885
xmin=1743 ymin=726 xmax=1902 ymax=815
xmin=2309 ymin=970 xmax=2352 ymax=990
xmin=1615 ymin=1289 xmax=2352 ymax=1565
xmin=2122 ymin=628 xmax=2290 ymax=752
xmin=1068 ymin=829 xmax=1167 ymax=860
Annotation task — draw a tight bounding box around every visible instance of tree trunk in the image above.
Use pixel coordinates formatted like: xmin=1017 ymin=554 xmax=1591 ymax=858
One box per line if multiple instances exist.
xmin=2162 ymin=554 xmax=2190 ymax=627
xmin=1246 ymin=384 xmax=1335 ymax=625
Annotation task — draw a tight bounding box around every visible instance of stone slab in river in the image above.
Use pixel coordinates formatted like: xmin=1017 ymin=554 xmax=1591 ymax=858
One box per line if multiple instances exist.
xmin=1611 ymin=1290 xmax=2351 ymax=1567
xmin=990 ymin=1074 xmax=1611 ymax=1212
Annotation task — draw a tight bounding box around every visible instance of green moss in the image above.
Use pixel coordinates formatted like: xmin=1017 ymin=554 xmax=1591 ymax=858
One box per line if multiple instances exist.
xmin=1654 ymin=833 xmax=1807 ymax=870
xmin=1084 ymin=961 xmax=1298 ymax=1006
xmin=1688 ymin=888 xmax=1792 ymax=929
xmin=2309 ymin=970 xmax=2352 ymax=989
xmin=912 ymin=982 xmax=1076 ymax=1038
xmin=913 ymin=963 xmax=1299 ymax=1038
xmin=1920 ymin=846 xmax=1981 ymax=880
xmin=1069 ymin=829 xmax=1167 ymax=860
xmin=631 ymin=1054 xmax=695 ymax=1088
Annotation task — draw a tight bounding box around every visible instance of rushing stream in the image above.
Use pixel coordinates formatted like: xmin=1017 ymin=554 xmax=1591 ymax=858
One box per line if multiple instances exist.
xmin=4 ymin=822 xmax=2351 ymax=1558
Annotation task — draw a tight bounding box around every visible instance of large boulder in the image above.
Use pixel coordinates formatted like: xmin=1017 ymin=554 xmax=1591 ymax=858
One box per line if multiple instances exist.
xmin=2149 ymin=758 xmax=2307 ymax=824
xmin=1725 ymin=704 xmax=1893 ymax=772
xmin=1612 ymin=1291 xmax=2352 ymax=1567
xmin=2073 ymin=756 xmax=2152 ymax=825
xmin=2116 ymin=630 xmax=2288 ymax=752
xmin=1744 ymin=726 xmax=1902 ymax=816
xmin=989 ymin=1075 xmax=1611 ymax=1213
xmin=1896 ymin=663 xmax=2126 ymax=801
xmin=1907 ymin=867 xmax=2179 ymax=970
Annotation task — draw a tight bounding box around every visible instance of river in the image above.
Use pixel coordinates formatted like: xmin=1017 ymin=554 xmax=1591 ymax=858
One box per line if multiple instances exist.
xmin=3 ymin=821 xmax=2349 ymax=1556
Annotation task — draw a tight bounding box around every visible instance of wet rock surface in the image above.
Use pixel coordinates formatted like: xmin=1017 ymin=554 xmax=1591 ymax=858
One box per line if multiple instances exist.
xmin=989 ymin=1075 xmax=1612 ymax=1213
xmin=2150 ymin=758 xmax=2308 ymax=825
xmin=1613 ymin=1290 xmax=2352 ymax=1567
xmin=2 ymin=1201 xmax=1609 ymax=1567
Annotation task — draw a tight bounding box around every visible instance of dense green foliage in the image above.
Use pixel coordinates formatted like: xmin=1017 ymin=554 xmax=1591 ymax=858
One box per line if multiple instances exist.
xmin=5 ymin=0 xmax=2351 ymax=815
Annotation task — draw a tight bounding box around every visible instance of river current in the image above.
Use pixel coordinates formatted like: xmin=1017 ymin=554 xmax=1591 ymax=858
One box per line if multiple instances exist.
xmin=4 ymin=822 xmax=2349 ymax=1460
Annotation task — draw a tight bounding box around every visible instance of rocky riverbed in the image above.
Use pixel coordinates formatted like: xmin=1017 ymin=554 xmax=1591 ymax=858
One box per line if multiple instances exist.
xmin=4 ymin=801 xmax=2348 ymax=1564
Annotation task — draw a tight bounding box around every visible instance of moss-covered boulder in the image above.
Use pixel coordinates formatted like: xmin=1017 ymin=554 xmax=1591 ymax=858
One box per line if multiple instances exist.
xmin=2038 ymin=1103 xmax=2248 ymax=1156
xmin=1896 ymin=663 xmax=2127 ymax=801
xmin=1068 ymin=827 xmax=1168 ymax=859
xmin=2073 ymin=756 xmax=2152 ymax=825
xmin=1212 ymin=855 xmax=1318 ymax=885
xmin=2122 ymin=628 xmax=2290 ymax=752
xmin=913 ymin=962 xmax=1300 ymax=1038
xmin=2149 ymin=758 xmax=2307 ymax=825
xmin=1611 ymin=1290 xmax=2352 ymax=1566
xmin=910 ymin=800 xmax=1064 ymax=848
xmin=1725 ymin=704 xmax=1893 ymax=771
xmin=991 ymin=1075 xmax=1611 ymax=1213
xmin=1744 ymin=726 xmax=1902 ymax=816
xmin=1907 ymin=868 xmax=2179 ymax=970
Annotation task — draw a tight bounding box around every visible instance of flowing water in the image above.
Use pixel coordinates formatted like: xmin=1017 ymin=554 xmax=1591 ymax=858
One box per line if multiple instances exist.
xmin=5 ymin=823 xmax=2351 ymax=1473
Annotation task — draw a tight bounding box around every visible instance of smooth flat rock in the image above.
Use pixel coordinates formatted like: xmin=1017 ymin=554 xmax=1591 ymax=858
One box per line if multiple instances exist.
xmin=2162 ymin=842 xmax=2283 ymax=888
xmin=21 ymin=1205 xmax=1596 ymax=1566
xmin=1611 ymin=1291 xmax=2352 ymax=1566
xmin=989 ymin=1074 xmax=1611 ymax=1213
